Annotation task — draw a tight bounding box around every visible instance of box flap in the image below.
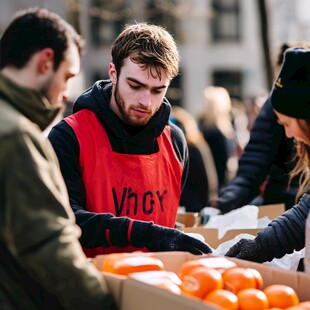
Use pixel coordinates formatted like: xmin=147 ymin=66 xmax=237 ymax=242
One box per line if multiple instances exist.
xmin=183 ymin=227 xmax=261 ymax=248
xmin=102 ymin=272 xmax=125 ymax=307
xmin=258 ymin=203 xmax=285 ymax=220
xmin=176 ymin=212 xmax=201 ymax=227
xmin=121 ymin=278 xmax=220 ymax=310
xmin=91 ymin=255 xmax=126 ymax=307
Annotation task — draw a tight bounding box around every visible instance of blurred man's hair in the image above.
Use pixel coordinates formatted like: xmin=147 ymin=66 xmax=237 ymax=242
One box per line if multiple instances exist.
xmin=0 ymin=7 xmax=84 ymax=70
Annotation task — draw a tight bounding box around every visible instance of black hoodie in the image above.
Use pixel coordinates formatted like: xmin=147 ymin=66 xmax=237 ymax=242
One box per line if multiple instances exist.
xmin=48 ymin=80 xmax=188 ymax=248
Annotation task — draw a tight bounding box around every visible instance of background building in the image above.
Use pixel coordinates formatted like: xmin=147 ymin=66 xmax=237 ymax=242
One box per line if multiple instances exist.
xmin=1 ymin=0 xmax=310 ymax=114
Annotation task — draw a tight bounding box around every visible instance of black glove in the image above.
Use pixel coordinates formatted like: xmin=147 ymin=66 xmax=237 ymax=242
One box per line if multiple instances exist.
xmin=225 ymin=238 xmax=266 ymax=263
xmin=98 ymin=215 xmax=212 ymax=255
xmin=131 ymin=220 xmax=213 ymax=255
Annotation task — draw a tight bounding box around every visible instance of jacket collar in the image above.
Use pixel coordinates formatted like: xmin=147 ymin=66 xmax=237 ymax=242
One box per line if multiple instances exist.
xmin=0 ymin=73 xmax=60 ymax=131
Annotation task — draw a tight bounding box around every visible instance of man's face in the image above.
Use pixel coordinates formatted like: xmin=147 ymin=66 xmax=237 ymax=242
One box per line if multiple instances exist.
xmin=109 ymin=58 xmax=170 ymax=127
xmin=41 ymin=42 xmax=80 ymax=107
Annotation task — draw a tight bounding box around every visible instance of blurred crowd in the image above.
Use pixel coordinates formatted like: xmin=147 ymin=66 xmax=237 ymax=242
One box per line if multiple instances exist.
xmin=171 ymin=85 xmax=268 ymax=213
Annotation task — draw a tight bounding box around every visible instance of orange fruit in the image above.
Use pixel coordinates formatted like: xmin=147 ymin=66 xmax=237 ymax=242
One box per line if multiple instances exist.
xmin=178 ymin=257 xmax=236 ymax=279
xmin=180 ymin=266 xmax=223 ymax=299
xmin=263 ymin=284 xmax=299 ymax=309
xmin=103 ymin=254 xmax=164 ymax=275
xmin=196 ymin=257 xmax=237 ymax=273
xmin=154 ymin=279 xmax=182 ymax=295
xmin=237 ymin=288 xmax=269 ymax=310
xmin=299 ymin=301 xmax=310 ymax=309
xmin=222 ymin=267 xmax=257 ymax=294
xmin=102 ymin=253 xmax=129 ymax=273
xmin=204 ymin=289 xmax=239 ymax=310
xmin=129 ymin=270 xmax=182 ymax=286
xmin=285 ymin=307 xmax=308 ymax=310
xmin=247 ymin=268 xmax=264 ymax=290
xmin=178 ymin=260 xmax=206 ymax=280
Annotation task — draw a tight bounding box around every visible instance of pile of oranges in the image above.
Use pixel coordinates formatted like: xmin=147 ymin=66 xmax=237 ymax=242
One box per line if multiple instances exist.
xmin=178 ymin=259 xmax=303 ymax=309
xmin=100 ymin=253 xmax=310 ymax=310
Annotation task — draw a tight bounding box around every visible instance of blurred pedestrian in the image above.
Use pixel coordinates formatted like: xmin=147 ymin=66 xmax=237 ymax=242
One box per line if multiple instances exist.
xmin=171 ymin=105 xmax=218 ymax=212
xmin=48 ymin=22 xmax=212 ymax=257
xmin=198 ymin=86 xmax=239 ymax=188
xmin=0 ymin=7 xmax=116 ymax=309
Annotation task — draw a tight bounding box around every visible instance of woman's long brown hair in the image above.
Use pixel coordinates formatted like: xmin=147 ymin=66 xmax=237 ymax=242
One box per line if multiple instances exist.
xmin=289 ymin=121 xmax=310 ymax=201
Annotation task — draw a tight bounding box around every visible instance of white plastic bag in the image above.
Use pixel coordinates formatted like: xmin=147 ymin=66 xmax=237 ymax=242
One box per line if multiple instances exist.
xmin=204 ymin=205 xmax=259 ymax=239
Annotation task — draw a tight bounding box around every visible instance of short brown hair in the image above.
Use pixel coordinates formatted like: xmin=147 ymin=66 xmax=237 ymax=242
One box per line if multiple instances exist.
xmin=111 ymin=22 xmax=179 ymax=80
xmin=0 ymin=7 xmax=84 ymax=70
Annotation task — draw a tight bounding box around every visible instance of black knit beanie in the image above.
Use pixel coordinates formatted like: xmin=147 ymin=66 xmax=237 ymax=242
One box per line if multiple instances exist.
xmin=271 ymin=47 xmax=310 ymax=120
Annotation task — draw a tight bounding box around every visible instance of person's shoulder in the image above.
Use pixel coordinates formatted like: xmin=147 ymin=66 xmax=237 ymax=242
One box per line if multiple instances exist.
xmin=0 ymin=110 xmax=54 ymax=167
xmin=0 ymin=99 xmax=46 ymax=149
xmin=169 ymin=120 xmax=186 ymax=143
xmin=255 ymin=96 xmax=275 ymax=118
xmin=0 ymin=98 xmax=23 ymax=135
xmin=169 ymin=120 xmax=184 ymax=136
xmin=48 ymin=118 xmax=76 ymax=144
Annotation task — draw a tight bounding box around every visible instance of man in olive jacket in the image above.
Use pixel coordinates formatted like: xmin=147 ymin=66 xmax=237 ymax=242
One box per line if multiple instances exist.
xmin=0 ymin=8 xmax=116 ymax=309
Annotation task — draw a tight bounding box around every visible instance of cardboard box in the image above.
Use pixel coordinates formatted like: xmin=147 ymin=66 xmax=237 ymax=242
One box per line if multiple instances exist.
xmin=92 ymin=251 xmax=310 ymax=309
xmin=257 ymin=203 xmax=286 ymax=219
xmin=183 ymin=203 xmax=285 ymax=248
xmin=176 ymin=212 xmax=201 ymax=228
xmin=177 ymin=203 xmax=285 ymax=228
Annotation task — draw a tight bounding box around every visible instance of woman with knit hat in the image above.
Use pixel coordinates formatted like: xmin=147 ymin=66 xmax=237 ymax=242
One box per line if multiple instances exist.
xmin=225 ymin=47 xmax=310 ymax=273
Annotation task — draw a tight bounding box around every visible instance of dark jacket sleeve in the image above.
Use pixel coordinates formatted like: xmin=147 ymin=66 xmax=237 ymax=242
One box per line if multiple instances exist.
xmin=180 ymin=144 xmax=209 ymax=212
xmin=255 ymin=190 xmax=309 ymax=261
xmin=48 ymin=120 xmax=119 ymax=248
xmin=216 ymin=97 xmax=286 ymax=213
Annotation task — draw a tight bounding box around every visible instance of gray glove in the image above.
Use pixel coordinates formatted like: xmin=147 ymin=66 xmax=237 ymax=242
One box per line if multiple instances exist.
xmin=225 ymin=238 xmax=266 ymax=263
xmin=131 ymin=220 xmax=213 ymax=255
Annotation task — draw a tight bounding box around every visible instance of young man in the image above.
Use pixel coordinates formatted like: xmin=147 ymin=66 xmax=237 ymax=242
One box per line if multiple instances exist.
xmin=49 ymin=23 xmax=212 ymax=257
xmin=0 ymin=8 xmax=116 ymax=309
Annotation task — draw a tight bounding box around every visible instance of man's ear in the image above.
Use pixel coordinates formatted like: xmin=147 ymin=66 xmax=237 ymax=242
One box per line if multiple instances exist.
xmin=109 ymin=63 xmax=117 ymax=84
xmin=38 ymin=48 xmax=54 ymax=74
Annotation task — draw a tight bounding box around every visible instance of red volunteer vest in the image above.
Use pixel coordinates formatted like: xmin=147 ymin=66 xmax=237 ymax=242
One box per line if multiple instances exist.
xmin=65 ymin=109 xmax=182 ymax=256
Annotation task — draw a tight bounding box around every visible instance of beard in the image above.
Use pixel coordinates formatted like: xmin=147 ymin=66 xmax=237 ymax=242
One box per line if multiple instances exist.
xmin=39 ymin=72 xmax=62 ymax=108
xmin=114 ymin=82 xmax=159 ymax=127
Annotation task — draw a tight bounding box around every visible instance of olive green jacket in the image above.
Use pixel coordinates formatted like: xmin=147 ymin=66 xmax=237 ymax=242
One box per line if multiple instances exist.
xmin=0 ymin=73 xmax=116 ymax=309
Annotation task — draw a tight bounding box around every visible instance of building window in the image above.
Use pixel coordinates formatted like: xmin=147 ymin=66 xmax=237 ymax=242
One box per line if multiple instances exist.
xmin=210 ymin=0 xmax=240 ymax=42
xmin=90 ymin=0 xmax=127 ymax=46
xmin=212 ymin=70 xmax=242 ymax=99
xmin=66 ymin=0 xmax=82 ymax=34
xmin=146 ymin=0 xmax=180 ymax=41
